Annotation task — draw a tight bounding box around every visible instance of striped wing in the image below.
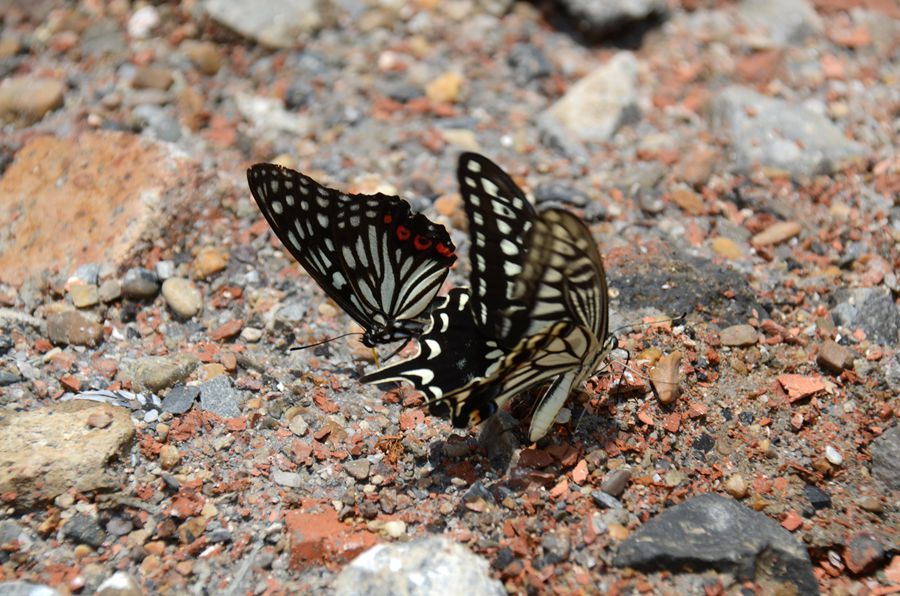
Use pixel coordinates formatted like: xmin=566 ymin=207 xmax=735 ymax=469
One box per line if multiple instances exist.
xmin=457 ymin=152 xmax=538 ymax=347
xmin=359 ymin=288 xmax=506 ymax=413
xmin=248 ymin=163 xmax=456 ymax=345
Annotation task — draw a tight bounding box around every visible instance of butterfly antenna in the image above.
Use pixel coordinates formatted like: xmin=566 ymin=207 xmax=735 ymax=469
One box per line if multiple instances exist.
xmin=609 ymin=312 xmax=688 ymax=337
xmin=289 ymin=332 xmax=363 ymax=352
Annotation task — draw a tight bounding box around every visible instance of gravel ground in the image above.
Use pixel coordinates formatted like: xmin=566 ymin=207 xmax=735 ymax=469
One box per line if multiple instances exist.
xmin=0 ymin=0 xmax=898 ymax=594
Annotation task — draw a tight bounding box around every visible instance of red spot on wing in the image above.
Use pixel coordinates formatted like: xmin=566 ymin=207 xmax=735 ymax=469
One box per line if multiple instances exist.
xmin=413 ymin=235 xmax=433 ymax=250
xmin=396 ymin=225 xmax=411 ymax=241
xmin=383 ymin=214 xmax=393 ymax=224
xmin=436 ymin=243 xmax=454 ymax=257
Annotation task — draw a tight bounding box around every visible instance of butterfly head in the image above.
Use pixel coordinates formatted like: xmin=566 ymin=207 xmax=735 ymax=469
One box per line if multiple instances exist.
xmin=361 ymin=319 xmax=425 ymax=348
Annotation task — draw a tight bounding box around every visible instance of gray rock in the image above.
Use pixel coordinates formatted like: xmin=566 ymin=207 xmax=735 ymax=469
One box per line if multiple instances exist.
xmin=559 ymin=0 xmax=667 ymax=38
xmin=273 ymin=302 xmax=307 ymax=332
xmin=161 ymin=385 xmax=200 ymax=414
xmin=592 ymin=491 xmax=623 ymax=509
xmin=507 ymin=43 xmax=552 ymax=85
xmin=613 ymin=494 xmax=817 ymax=595
xmin=0 ymin=583 xmax=59 ymax=596
xmin=333 ymin=537 xmax=505 ymax=596
xmin=0 ymin=371 xmax=21 ymax=387
xmin=131 ymin=105 xmax=182 ymax=143
xmin=204 ymin=0 xmax=327 ymax=48
xmin=63 ymin=513 xmax=105 ymax=547
xmin=544 ymin=52 xmax=640 ymax=144
xmin=98 ymin=279 xmax=122 ymax=303
xmin=344 ymin=459 xmax=371 ymax=481
xmin=738 ymin=0 xmax=821 ymax=46
xmin=272 ymin=469 xmax=302 ymax=488
xmin=711 ymin=86 xmax=866 ymax=177
xmin=886 ymin=353 xmax=900 ymax=393
xmin=0 ymin=521 xmax=27 ymax=563
xmin=600 ymin=468 xmax=631 ymax=498
xmin=533 ymin=182 xmax=590 ymax=209
xmin=870 ymin=425 xmax=899 ymax=490
xmin=95 ymin=572 xmax=142 ymax=596
xmin=236 ymin=94 xmax=310 ymax=135
xmin=831 ymin=287 xmax=900 ymax=346
xmin=199 ymin=375 xmax=242 ymax=418
xmin=73 ymin=263 xmax=101 ymax=285
xmin=121 ymin=267 xmax=159 ymax=299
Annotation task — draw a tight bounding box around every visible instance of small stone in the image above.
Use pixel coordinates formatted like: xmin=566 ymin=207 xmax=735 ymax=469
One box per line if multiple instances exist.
xmin=182 ymin=41 xmax=223 ymax=76
xmin=649 ymin=351 xmax=681 ymax=404
xmin=725 ymin=474 xmax=748 ymax=498
xmin=383 ymin=520 xmax=406 ymax=538
xmin=132 ymin=354 xmax=199 ymax=393
xmin=0 ymin=38 xmax=22 ymax=58
xmin=127 ymin=5 xmax=160 ymax=38
xmin=161 ymin=277 xmax=202 ymax=318
xmin=210 ymin=319 xmax=243 ymax=341
xmin=720 ymin=324 xmax=758 ymax=347
xmin=193 ymin=248 xmax=228 ymax=279
xmin=98 ymin=279 xmax=122 ymax=303
xmin=677 ymin=146 xmax=718 ymax=187
xmin=155 ymin=260 xmax=175 ymax=280
xmin=159 ymin=444 xmax=180 ymax=470
xmin=288 ymin=414 xmax=309 ymax=437
xmin=844 ymin=533 xmax=885 ymax=575
xmin=198 ymin=375 xmax=242 ymax=418
xmin=669 ymin=189 xmax=703 ymax=215
xmin=344 ymin=459 xmax=371 ymax=481
xmin=272 ymin=469 xmax=302 ymax=488
xmin=752 ymin=221 xmax=801 ymax=247
xmin=161 ymin=385 xmax=200 ymax=414
xmin=711 ymin=237 xmax=744 ymax=260
xmin=47 ymin=311 xmax=104 ymax=347
xmin=132 ymin=66 xmax=174 ymax=91
xmin=816 ymin=340 xmax=854 ymax=374
xmin=870 ymin=425 xmax=900 ymax=490
xmin=600 ymin=469 xmax=631 ymax=498
xmin=70 ymin=284 xmax=100 ymax=308
xmin=64 ymin=513 xmax=106 ymax=548
xmin=240 ymin=327 xmax=263 ymax=342
xmin=425 ymin=72 xmax=463 ymax=104
xmin=122 ymin=268 xmax=160 ymax=299
xmin=87 ymin=410 xmax=114 ymax=429
xmin=856 ymin=496 xmax=883 ymax=514
xmin=592 ymin=491 xmax=623 ymax=509
xmin=823 ymin=445 xmax=843 ymax=466
xmin=803 ymin=484 xmax=832 ymax=510
xmin=0 ymin=77 xmax=65 ymax=125
xmin=198 ymin=362 xmax=226 ymax=381
xmin=96 ymin=571 xmax=142 ymax=596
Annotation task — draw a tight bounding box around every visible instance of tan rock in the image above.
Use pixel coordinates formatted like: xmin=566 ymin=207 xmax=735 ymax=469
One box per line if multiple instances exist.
xmin=47 ymin=311 xmax=104 ymax=347
xmin=751 ymin=221 xmax=801 ymax=246
xmin=0 ymin=77 xmax=64 ymax=126
xmin=719 ymin=324 xmax=757 ymax=347
xmin=669 ymin=188 xmax=704 ymax=215
xmin=182 ymin=40 xmax=222 ymax=75
xmin=711 ymin=236 xmax=743 ymax=260
xmin=425 ymin=72 xmax=463 ymax=104
xmin=0 ymin=401 xmax=134 ymax=508
xmin=193 ymin=248 xmax=228 ymax=279
xmin=132 ymin=66 xmax=174 ymax=91
xmin=70 ymin=283 xmax=100 ymax=308
xmin=816 ymin=340 xmax=854 ymax=374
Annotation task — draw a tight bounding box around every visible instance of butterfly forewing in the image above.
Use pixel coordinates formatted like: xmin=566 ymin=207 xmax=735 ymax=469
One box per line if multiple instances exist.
xmin=457 ymin=152 xmax=539 ymax=347
xmin=247 ymin=163 xmax=456 ymax=346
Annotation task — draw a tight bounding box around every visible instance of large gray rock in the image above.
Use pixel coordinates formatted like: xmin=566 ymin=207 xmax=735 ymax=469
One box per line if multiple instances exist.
xmin=738 ymin=0 xmax=821 ymax=46
xmin=204 ymin=0 xmax=328 ymax=48
xmin=199 ymin=375 xmax=243 ymax=419
xmin=543 ymin=52 xmax=640 ymax=144
xmin=333 ymin=537 xmax=505 ymax=596
xmin=870 ymin=425 xmax=900 ymax=490
xmin=711 ymin=86 xmax=866 ymax=177
xmin=831 ymin=287 xmax=900 ymax=346
xmin=614 ymin=494 xmax=818 ymax=595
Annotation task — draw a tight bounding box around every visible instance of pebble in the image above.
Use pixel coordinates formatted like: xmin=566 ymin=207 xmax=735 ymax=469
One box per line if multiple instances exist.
xmin=159 ymin=444 xmax=181 ymax=470
xmin=677 ymin=146 xmax=718 ymax=187
xmin=843 ymin=533 xmax=885 ymax=574
xmin=600 ymin=469 xmax=631 ymax=498
xmin=96 ymin=571 xmax=142 ymax=596
xmin=724 ymin=474 xmax=748 ymax=498
xmin=669 ymin=188 xmax=703 ymax=215
xmin=132 ymin=66 xmax=174 ymax=91
xmin=507 ymin=43 xmax=552 ymax=85
xmin=649 ymin=351 xmax=681 ymax=404
xmin=127 ymin=5 xmax=160 ymax=38
xmin=162 ymin=277 xmax=203 ymax=318
xmin=751 ymin=221 xmax=801 ymax=246
xmin=545 ymin=52 xmax=640 ymax=143
xmin=63 ymin=513 xmax=106 ymax=548
xmin=425 ymin=72 xmax=463 ymax=104
xmin=69 ymin=284 xmax=100 ymax=308
xmin=344 ymin=459 xmax=371 ymax=481
xmin=855 ymin=496 xmax=883 ymax=514
xmin=46 ymin=311 xmax=104 ymax=347
xmin=824 ymin=445 xmax=843 ymax=466
xmin=240 ymin=327 xmax=263 ymax=342
xmin=719 ymin=324 xmax=758 ymax=347
xmin=122 ymin=268 xmax=160 ymax=299
xmin=288 ymin=414 xmax=309 ymax=436
xmin=272 ymin=469 xmax=302 ymax=488
xmin=132 ymin=354 xmax=199 ymax=393
xmin=193 ymin=248 xmax=229 ymax=279
xmin=0 ymin=77 xmax=65 ymax=125
xmin=198 ymin=375 xmax=242 ymax=418
xmin=383 ymin=520 xmax=407 ymax=538
xmin=98 ymin=279 xmax=123 ymax=303
xmin=816 ymin=340 xmax=854 ymax=374
xmin=155 ymin=260 xmax=175 ymax=280
xmin=182 ymin=41 xmax=223 ymax=76
xmin=161 ymin=385 xmax=200 ymax=414
xmin=711 ymin=236 xmax=743 ymax=260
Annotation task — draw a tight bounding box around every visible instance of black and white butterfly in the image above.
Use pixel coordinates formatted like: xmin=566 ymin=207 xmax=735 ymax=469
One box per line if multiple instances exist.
xmin=247 ymin=163 xmax=457 ymax=347
xmin=364 ymin=153 xmax=615 ymax=441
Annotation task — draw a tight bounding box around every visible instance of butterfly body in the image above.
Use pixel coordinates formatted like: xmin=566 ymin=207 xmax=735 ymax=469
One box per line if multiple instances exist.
xmin=247 ymin=163 xmax=456 ymax=347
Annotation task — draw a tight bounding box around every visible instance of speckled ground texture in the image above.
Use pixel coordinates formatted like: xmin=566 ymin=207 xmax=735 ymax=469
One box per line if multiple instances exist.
xmin=0 ymin=0 xmax=898 ymax=594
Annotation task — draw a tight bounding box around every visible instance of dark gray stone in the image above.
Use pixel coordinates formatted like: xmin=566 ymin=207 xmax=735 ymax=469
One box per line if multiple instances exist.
xmin=507 ymin=43 xmax=552 ymax=85
xmin=870 ymin=425 xmax=900 ymax=490
xmin=0 ymin=335 xmax=12 ymax=355
xmin=803 ymin=485 xmax=832 ymax=511
xmin=533 ymin=182 xmax=590 ymax=208
xmin=121 ymin=267 xmax=159 ymax=299
xmin=592 ymin=491 xmax=623 ymax=509
xmin=199 ymin=375 xmax=242 ymax=418
xmin=831 ymin=287 xmax=900 ymax=346
xmin=613 ymin=494 xmax=818 ymax=595
xmin=63 ymin=513 xmax=106 ymax=548
xmin=162 ymin=384 xmax=200 ymax=414
xmin=0 ymin=370 xmax=21 ymax=387
xmin=333 ymin=537 xmax=505 ymax=596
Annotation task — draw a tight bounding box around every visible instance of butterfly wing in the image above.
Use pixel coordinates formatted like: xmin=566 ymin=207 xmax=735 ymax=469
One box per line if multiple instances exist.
xmin=359 ymin=288 xmax=506 ymax=409
xmin=248 ymin=164 xmax=456 ymax=344
xmin=457 ymin=152 xmax=539 ymax=347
